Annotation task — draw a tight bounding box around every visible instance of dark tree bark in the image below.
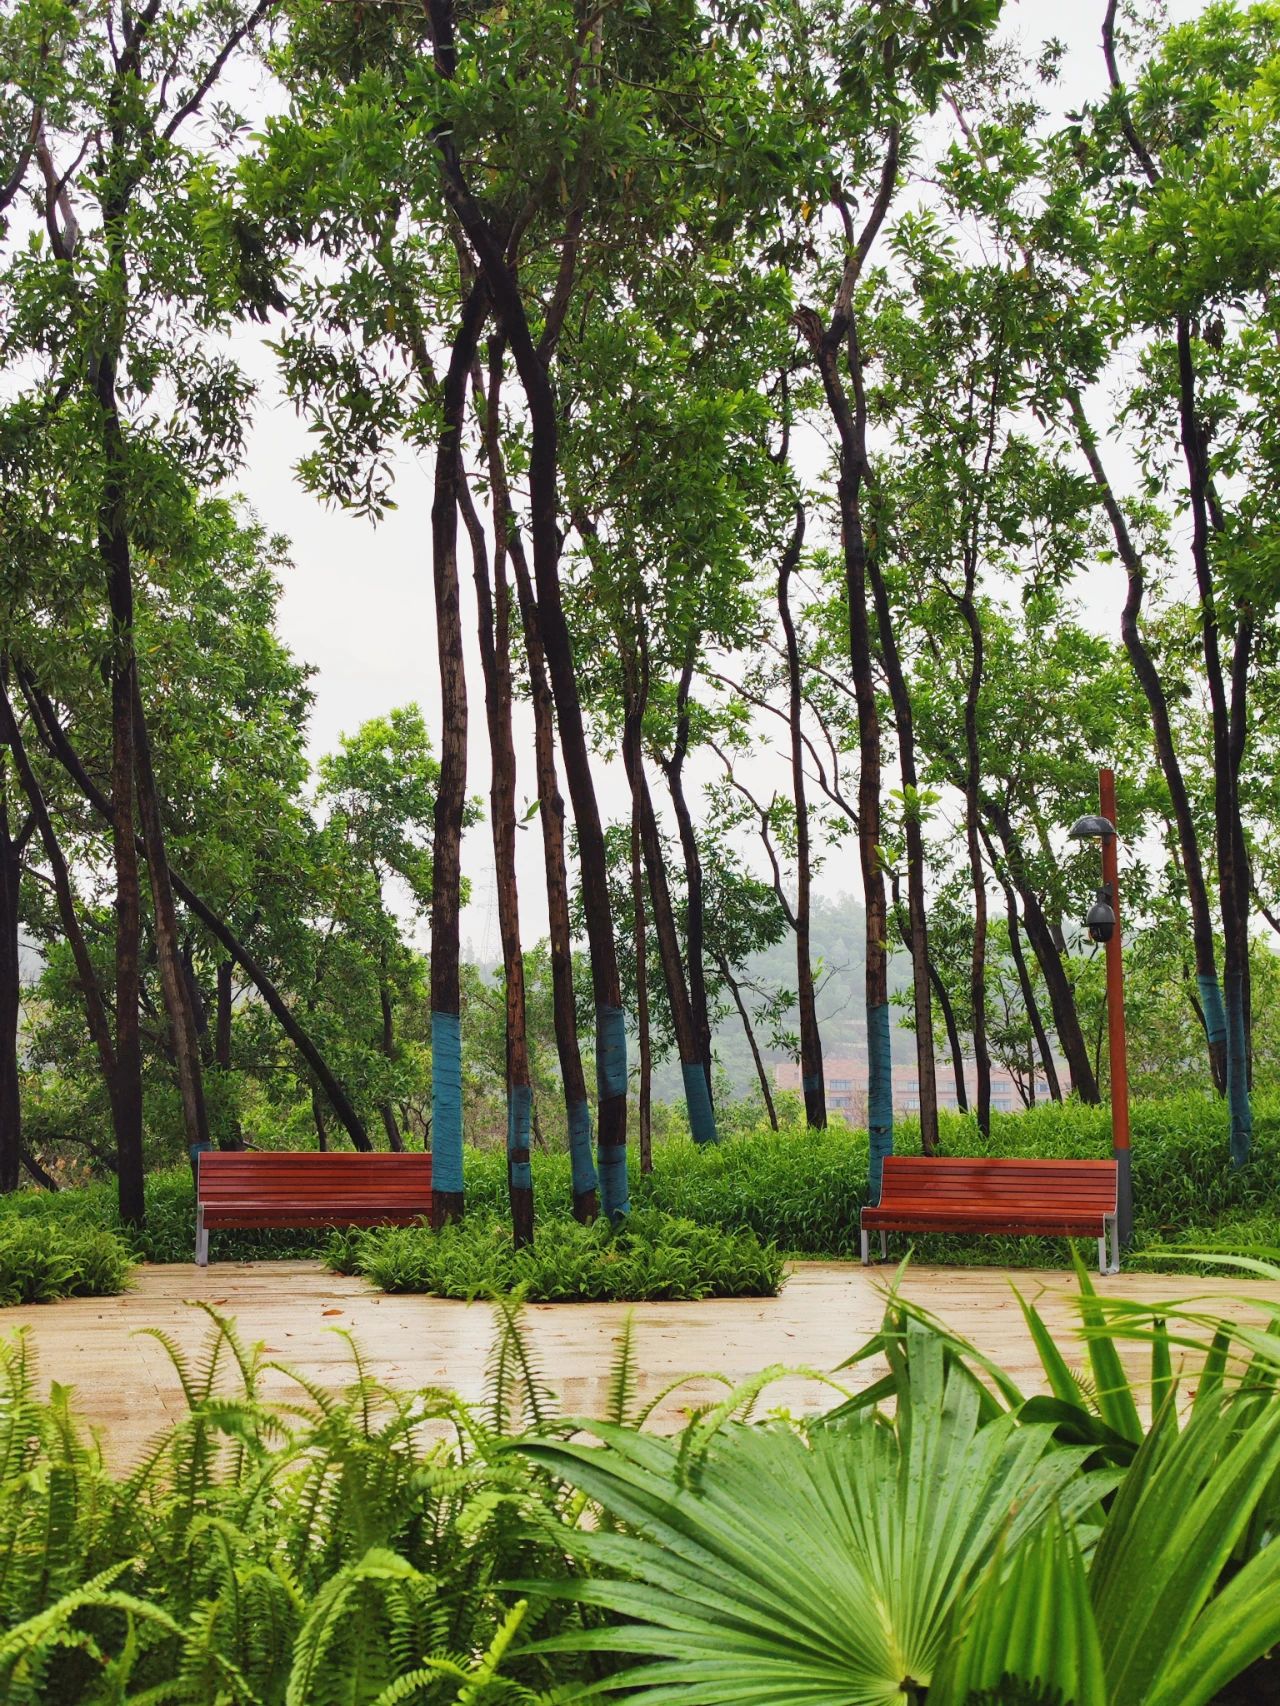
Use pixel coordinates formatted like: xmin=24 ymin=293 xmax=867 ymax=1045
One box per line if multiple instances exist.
xmin=131 ymin=677 xmax=210 ymax=1153
xmin=628 ymin=713 xmax=718 ymax=1148
xmin=984 ymin=799 xmax=1099 ymax=1102
xmin=625 ymin=684 xmax=653 ymax=1175
xmin=429 ymin=283 xmax=488 ymax=1227
xmin=426 ymin=0 xmax=628 ymax=1217
xmin=459 ymin=422 xmax=533 ymax=1243
xmin=980 ymin=823 xmax=1062 ymax=1105
xmin=660 ymin=647 xmax=715 ymax=1104
xmin=378 ymin=968 xmax=405 ymax=1154
xmin=0 ymin=756 xmax=23 ymax=1194
xmin=475 ymin=346 xmax=597 ymax=1222
xmin=1070 ymin=391 xmax=1226 ymax=1094
xmin=958 ymin=593 xmax=993 ymax=1138
xmin=714 ymin=949 xmax=779 ymax=1129
xmin=775 ymin=502 xmax=827 ymax=1130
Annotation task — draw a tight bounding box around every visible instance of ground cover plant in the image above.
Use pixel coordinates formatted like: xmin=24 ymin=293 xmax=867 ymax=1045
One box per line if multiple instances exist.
xmin=0 ymin=1095 xmax=1274 ymax=1277
xmin=326 ymin=1210 xmax=785 ymax=1302
xmin=0 ymin=1218 xmax=132 ymax=1305
xmin=4 ymin=1259 xmax=1280 ymax=1702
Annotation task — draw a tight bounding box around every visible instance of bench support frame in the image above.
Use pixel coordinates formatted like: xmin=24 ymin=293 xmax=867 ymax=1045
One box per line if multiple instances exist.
xmin=862 ymin=1215 xmax=1121 ymax=1274
xmin=195 ymin=1206 xmax=209 ymax=1268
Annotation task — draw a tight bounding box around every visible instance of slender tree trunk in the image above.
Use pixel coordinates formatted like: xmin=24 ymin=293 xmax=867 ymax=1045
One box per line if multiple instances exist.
xmin=0 ymin=773 xmax=21 ymax=1194
xmin=861 ymin=481 xmax=939 ymax=1154
xmin=661 ymin=648 xmax=715 ymax=1103
xmin=1070 ymin=391 xmax=1226 ymax=1093
xmin=18 ymin=667 xmax=372 ymax=1149
xmin=630 ymin=745 xmax=718 ymax=1146
xmin=426 ymin=30 xmax=628 ymax=1216
xmin=627 ymin=710 xmax=653 ymax=1174
xmin=460 ymin=418 xmax=533 ymax=1244
xmin=987 ymin=843 xmax=1061 ymax=1104
xmin=776 ymin=503 xmax=827 ymax=1130
xmin=311 ymin=1086 xmax=329 ymax=1151
xmin=476 ymin=346 xmax=597 ymax=1221
xmin=379 ymin=974 xmax=405 ymax=1154
xmin=0 ymin=678 xmax=118 ymax=1123
xmin=799 ymin=317 xmax=890 ymax=1193
xmin=131 ymin=678 xmax=210 ymax=1153
xmin=956 ymin=596 xmax=993 ymax=1137
xmin=96 ymin=329 xmax=145 ymax=1228
xmin=930 ymin=959 xmax=968 ymax=1115
xmin=428 ymin=284 xmax=488 ymax=1228
xmin=715 ymin=949 xmax=778 ymax=1129
xmin=213 ymin=957 xmax=246 ymax=1149
xmin=1176 ymin=320 xmax=1251 ymax=1163
xmin=985 ymin=800 xmax=1099 ymax=1102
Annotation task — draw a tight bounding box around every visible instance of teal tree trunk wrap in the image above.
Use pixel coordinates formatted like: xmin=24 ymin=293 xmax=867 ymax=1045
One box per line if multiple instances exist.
xmin=431 ymin=1011 xmax=464 ymax=1197
xmin=567 ymin=1100 xmax=598 ymax=1201
xmin=1196 ymin=971 xmax=1228 ymax=1055
xmin=867 ymin=1002 xmax=893 ymax=1205
xmin=682 ymin=1061 xmax=718 ymax=1147
xmin=1224 ymin=971 xmax=1252 ymax=1169
xmin=507 ymin=1083 xmax=533 ymax=1244
xmin=595 ymin=1005 xmax=630 ymax=1220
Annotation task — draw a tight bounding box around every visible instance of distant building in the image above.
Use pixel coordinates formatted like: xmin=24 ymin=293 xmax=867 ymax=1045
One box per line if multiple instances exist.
xmin=773 ymin=1057 xmax=1036 ymax=1121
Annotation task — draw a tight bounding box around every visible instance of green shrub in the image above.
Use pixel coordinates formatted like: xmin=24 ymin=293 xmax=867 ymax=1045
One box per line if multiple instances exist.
xmin=0 ymin=1219 xmax=133 ymax=1304
xmin=329 ymin=1208 xmax=784 ymax=1301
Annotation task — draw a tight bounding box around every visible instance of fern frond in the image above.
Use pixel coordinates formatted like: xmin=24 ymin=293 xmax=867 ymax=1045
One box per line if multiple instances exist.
xmin=604 ymin=1315 xmax=638 ymax=1428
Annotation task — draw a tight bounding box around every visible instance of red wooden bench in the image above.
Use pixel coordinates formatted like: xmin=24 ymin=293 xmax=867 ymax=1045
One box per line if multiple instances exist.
xmin=196 ymin=1151 xmax=433 ymax=1266
xmin=861 ymin=1156 xmax=1121 ymax=1274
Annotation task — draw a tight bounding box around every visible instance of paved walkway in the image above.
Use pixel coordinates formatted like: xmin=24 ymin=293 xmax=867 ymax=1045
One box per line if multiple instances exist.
xmin=2 ymin=1260 xmax=1277 ymax=1464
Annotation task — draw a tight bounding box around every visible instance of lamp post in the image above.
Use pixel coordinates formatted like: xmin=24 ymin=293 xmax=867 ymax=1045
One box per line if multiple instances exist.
xmin=1069 ymin=769 xmax=1132 ymax=1247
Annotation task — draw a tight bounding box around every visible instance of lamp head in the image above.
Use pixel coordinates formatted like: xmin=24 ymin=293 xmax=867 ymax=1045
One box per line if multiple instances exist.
xmin=1087 ymin=887 xmax=1116 ymax=944
xmin=1069 ymin=813 xmax=1117 ymax=840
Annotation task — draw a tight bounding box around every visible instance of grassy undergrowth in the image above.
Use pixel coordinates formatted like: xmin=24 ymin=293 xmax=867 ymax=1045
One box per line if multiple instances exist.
xmin=0 ymin=1092 xmax=1276 ymax=1276
xmin=0 ymin=1218 xmax=133 ymax=1304
xmin=326 ymin=1210 xmax=784 ymax=1301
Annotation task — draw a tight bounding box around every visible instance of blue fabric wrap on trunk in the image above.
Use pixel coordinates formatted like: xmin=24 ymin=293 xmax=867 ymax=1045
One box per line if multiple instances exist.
xmin=595 ymin=1004 xmax=630 ymax=1217
xmin=430 ymin=1010 xmax=464 ymax=1195
xmin=507 ymin=1084 xmax=532 ymax=1190
xmin=596 ymin=1004 xmax=628 ymax=1101
xmin=682 ymin=1062 xmax=718 ymax=1145
xmin=567 ymin=1100 xmax=598 ymax=1197
xmin=867 ymin=1001 xmax=894 ymax=1204
xmin=1224 ymin=970 xmax=1253 ymax=1169
xmin=1196 ymin=972 xmax=1228 ymax=1045
xmin=802 ymin=1072 xmax=820 ymax=1094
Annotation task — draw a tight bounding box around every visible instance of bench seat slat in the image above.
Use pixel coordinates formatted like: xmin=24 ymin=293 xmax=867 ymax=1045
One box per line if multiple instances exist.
xmin=195 ymin=1152 xmax=433 ymax=1264
xmin=862 ymin=1155 xmax=1120 ymax=1272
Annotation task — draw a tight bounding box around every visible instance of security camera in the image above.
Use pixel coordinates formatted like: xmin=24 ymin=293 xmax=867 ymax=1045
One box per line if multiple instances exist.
xmin=1086 ymin=887 xmax=1116 ymax=944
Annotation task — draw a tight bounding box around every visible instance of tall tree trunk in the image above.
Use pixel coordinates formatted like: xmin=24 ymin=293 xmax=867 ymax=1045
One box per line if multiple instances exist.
xmin=428 ymin=284 xmax=488 ymax=1228
xmin=131 ymin=678 xmax=210 ymax=1153
xmin=1177 ymin=320 xmax=1251 ymax=1164
xmin=426 ymin=17 xmax=628 ymax=1216
xmin=959 ymin=597 xmax=992 ymax=1138
xmin=475 ymin=345 xmax=597 ymax=1222
xmin=626 ymin=697 xmax=653 ymax=1174
xmin=930 ymin=959 xmax=968 ymax=1115
xmin=0 ymin=763 xmax=21 ymax=1194
xmin=776 ymin=502 xmax=826 ymax=1130
xmin=378 ymin=969 xmax=406 ymax=1154
xmin=630 ymin=739 xmax=718 ymax=1147
xmin=860 ymin=480 xmax=939 ymax=1154
xmin=460 ymin=419 xmax=534 ymax=1244
xmin=96 ymin=328 xmax=145 ymax=1228
xmin=661 ymin=648 xmax=715 ymax=1104
xmin=715 ymin=949 xmax=778 ymax=1129
xmin=1070 ymin=391 xmax=1226 ymax=1093
xmin=213 ymin=957 xmax=246 ymax=1150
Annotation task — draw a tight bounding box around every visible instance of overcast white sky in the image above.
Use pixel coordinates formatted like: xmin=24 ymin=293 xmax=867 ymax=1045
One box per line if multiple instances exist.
xmin=222 ymin=0 xmax=1209 ymax=956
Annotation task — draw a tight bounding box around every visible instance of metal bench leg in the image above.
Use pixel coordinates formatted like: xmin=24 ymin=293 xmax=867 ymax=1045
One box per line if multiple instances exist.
xmin=1098 ymin=1234 xmax=1107 ymax=1275
xmin=860 ymin=1228 xmax=870 ymax=1265
xmin=880 ymin=1231 xmax=888 ymax=1260
xmin=1109 ymin=1216 xmax=1121 ymax=1276
xmin=195 ymin=1207 xmax=209 ymax=1268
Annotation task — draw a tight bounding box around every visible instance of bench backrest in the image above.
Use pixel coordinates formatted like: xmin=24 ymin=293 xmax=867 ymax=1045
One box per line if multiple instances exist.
xmin=197 ymin=1150 xmax=432 ymax=1209
xmin=878 ymin=1155 xmax=1117 ymax=1213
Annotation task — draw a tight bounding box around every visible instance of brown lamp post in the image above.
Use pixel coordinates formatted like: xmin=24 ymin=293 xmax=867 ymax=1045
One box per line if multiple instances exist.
xmin=1069 ymin=769 xmax=1132 ymax=1246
